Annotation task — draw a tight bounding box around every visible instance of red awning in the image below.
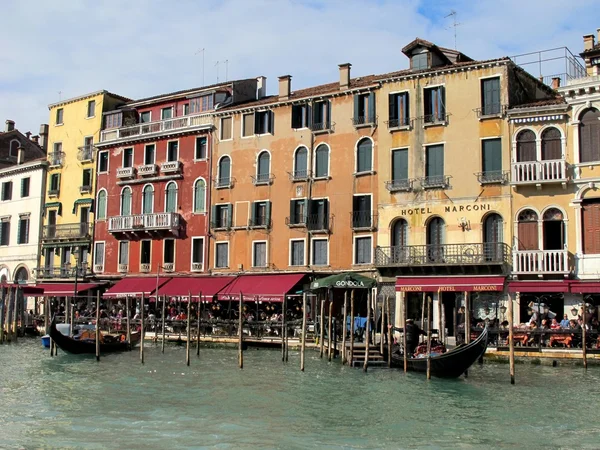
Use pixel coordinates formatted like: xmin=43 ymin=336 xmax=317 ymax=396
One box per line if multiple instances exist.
xmin=507 ymin=280 xmax=570 ymax=293
xmin=395 ymin=276 xmax=505 ymax=292
xmin=568 ymin=281 xmax=600 ymax=294
xmin=217 ymin=273 xmax=306 ymax=302
xmin=159 ymin=276 xmax=236 ymax=300
xmin=36 ymin=283 xmax=101 ymax=297
xmin=104 ymin=277 xmax=171 ymax=298
xmin=1 ymin=283 xmax=44 ymax=295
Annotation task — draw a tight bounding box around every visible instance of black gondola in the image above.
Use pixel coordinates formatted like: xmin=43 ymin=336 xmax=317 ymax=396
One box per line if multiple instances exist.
xmin=49 ymin=319 xmax=140 ymax=355
xmin=390 ymin=327 xmax=489 ymax=378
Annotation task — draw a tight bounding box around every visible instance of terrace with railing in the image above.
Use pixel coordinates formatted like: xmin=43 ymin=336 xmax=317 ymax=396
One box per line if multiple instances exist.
xmin=108 ymin=212 xmax=180 ymax=234
xmin=511 ymin=160 xmax=567 ymax=185
xmin=42 ymin=223 xmax=92 ymax=241
xmin=375 ymin=243 xmax=511 ymax=267
xmin=513 ymin=249 xmax=569 ymax=275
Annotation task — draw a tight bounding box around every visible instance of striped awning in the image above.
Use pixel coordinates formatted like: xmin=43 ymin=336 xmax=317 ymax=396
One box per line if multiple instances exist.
xmin=42 ymin=241 xmax=90 ymax=249
xmin=72 ymin=198 xmax=93 ymax=214
xmin=44 ymin=202 xmax=62 ymax=215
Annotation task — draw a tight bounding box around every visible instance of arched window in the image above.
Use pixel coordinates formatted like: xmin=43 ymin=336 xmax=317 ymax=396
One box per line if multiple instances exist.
xmin=516 ymin=130 xmax=536 ymax=162
xmin=579 ymin=108 xmax=600 ymax=163
xmin=294 ymin=146 xmax=308 ymax=178
xmin=96 ymin=190 xmax=107 ymax=220
xmin=142 ymin=185 xmax=154 ymax=214
xmin=543 ymin=208 xmax=564 ymax=250
xmin=427 ymin=217 xmax=445 ymax=262
xmin=391 ymin=219 xmax=409 ymax=263
xmin=356 ymin=138 xmax=373 ymax=173
xmin=484 ymin=213 xmax=504 ymax=261
xmin=256 ymin=151 xmax=270 ymax=183
xmin=218 ymin=156 xmax=231 ymax=187
xmin=14 ymin=267 xmax=28 ymax=282
xmin=517 ymin=209 xmax=539 ymax=250
xmin=314 ymin=144 xmax=329 ymax=178
xmin=120 ymin=187 xmax=132 ymax=216
xmin=165 ymin=182 xmax=178 ymax=213
xmin=541 ymin=127 xmax=562 ymax=160
xmin=193 ymin=179 xmax=206 ymax=213
xmin=9 ymin=140 xmax=20 ymax=158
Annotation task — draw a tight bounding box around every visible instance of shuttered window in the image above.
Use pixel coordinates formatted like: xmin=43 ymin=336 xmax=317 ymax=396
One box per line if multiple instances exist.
xmin=0 ymin=218 xmax=10 ymax=246
xmin=517 ymin=210 xmax=539 ymax=251
xmin=94 ymin=242 xmax=105 ymax=266
xmin=242 ymin=113 xmax=254 ymax=137
xmin=142 ymin=186 xmax=154 ymax=214
xmin=2 ymin=181 xmax=13 ymax=200
xmin=120 ymin=187 xmax=132 ymax=216
xmin=21 ymin=178 xmax=30 ymax=198
xmin=583 ymin=201 xmax=600 ymax=254
xmin=579 ymin=108 xmax=600 ymax=163
xmin=541 ymin=127 xmax=562 ymax=160
xmin=253 ymin=242 xmax=267 ymax=267
xmin=354 ymin=236 xmax=372 ymax=264
xmin=516 ymin=130 xmax=536 ymax=162
xmin=294 ymin=147 xmax=308 ymax=178
xmin=312 ymin=239 xmax=328 ymax=266
xmin=388 ymin=92 xmax=410 ymax=127
xmin=215 ymin=242 xmax=229 ymax=268
xmin=165 ymin=182 xmax=177 ymax=213
xmin=290 ymin=240 xmax=305 ymax=266
xmin=426 ymin=144 xmax=444 ymax=178
xmin=356 ymin=139 xmax=373 ymax=173
xmin=291 ymin=104 xmax=308 ymax=129
xmin=314 ymin=145 xmax=329 ymax=177
xmin=96 ymin=190 xmax=107 ymax=219
xmin=481 ymin=77 xmax=501 ymax=115
xmin=353 ymin=93 xmax=376 ymax=125
xmin=193 ymin=179 xmax=206 ymax=213
xmin=482 ymin=138 xmax=502 ymax=173
xmin=392 ymin=148 xmax=408 ymax=181
xmin=17 ymin=216 xmax=29 ymax=244
xmin=118 ymin=241 xmax=129 ymax=265
xmin=312 ymin=101 xmax=330 ymax=130
xmin=392 ymin=219 xmax=408 ymax=247
xmin=424 ymin=86 xmax=445 ymax=123
xmin=257 ymin=151 xmax=270 ymax=181
xmin=218 ymin=156 xmax=231 ymax=185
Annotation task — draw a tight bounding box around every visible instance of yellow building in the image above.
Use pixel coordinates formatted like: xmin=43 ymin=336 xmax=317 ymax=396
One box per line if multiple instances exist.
xmin=38 ymin=91 xmax=128 ymax=285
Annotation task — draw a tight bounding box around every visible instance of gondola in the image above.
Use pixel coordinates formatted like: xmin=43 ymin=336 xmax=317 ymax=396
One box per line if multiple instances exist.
xmin=49 ymin=319 xmax=140 ymax=355
xmin=390 ymin=326 xmax=489 ymax=378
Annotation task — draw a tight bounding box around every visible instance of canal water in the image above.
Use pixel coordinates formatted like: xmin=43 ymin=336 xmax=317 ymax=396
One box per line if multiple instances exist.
xmin=1 ymin=340 xmax=599 ymax=449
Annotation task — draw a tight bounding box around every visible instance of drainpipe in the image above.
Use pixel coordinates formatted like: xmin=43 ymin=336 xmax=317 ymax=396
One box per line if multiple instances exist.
xmin=307 ymin=124 xmax=315 ymax=268
xmin=205 ymin=129 xmax=213 ymax=274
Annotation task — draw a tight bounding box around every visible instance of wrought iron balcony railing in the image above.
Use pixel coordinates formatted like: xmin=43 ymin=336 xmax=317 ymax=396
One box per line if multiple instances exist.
xmin=306 ymin=214 xmax=332 ymax=233
xmin=108 ymin=212 xmax=180 ymax=233
xmin=474 ymin=104 xmax=508 ymax=118
xmin=385 ymin=178 xmax=415 ymax=192
xmin=352 ymin=116 xmax=378 ymax=127
xmin=79 ymin=184 xmax=92 ymax=194
xmin=34 ymin=264 xmax=91 ymax=279
xmin=214 ymin=177 xmax=235 ymax=189
xmin=285 ymin=214 xmax=307 ymax=227
xmin=375 ymin=242 xmax=511 ymax=267
xmin=210 ymin=219 xmax=231 ymax=230
xmin=48 ymin=151 xmax=65 ymax=167
xmin=475 ymin=170 xmax=509 ymax=185
xmin=42 ymin=223 xmax=92 ymax=241
xmin=288 ymin=170 xmax=311 ymax=182
xmin=511 ymin=160 xmax=567 ymax=185
xmin=309 ymin=121 xmax=334 ymax=133
xmin=420 ymin=175 xmax=452 ymax=190
xmin=385 ymin=118 xmax=413 ymax=129
xmin=251 ymin=173 xmax=274 ymax=186
xmin=423 ymin=113 xmax=449 ymax=125
xmin=351 ymin=211 xmax=378 ymax=230
xmin=248 ymin=217 xmax=272 ymax=228
xmin=77 ymin=145 xmax=94 ymax=162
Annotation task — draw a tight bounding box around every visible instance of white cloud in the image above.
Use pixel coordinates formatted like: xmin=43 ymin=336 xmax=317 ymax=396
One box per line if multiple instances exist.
xmin=0 ymin=0 xmax=597 ymax=134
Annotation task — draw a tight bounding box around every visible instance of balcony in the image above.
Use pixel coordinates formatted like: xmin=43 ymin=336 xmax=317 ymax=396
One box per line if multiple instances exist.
xmin=423 ymin=113 xmax=449 ymax=126
xmin=251 ymin=173 xmax=274 ymax=186
xmin=309 ymin=121 xmax=334 ymax=133
xmin=48 ymin=151 xmax=65 ymax=168
xmin=77 ymin=145 xmax=94 ymax=163
xmin=248 ymin=216 xmax=272 ymax=229
xmin=511 ymin=160 xmax=567 ymax=187
xmin=161 ymin=160 xmax=182 ymax=174
xmin=352 ymin=116 xmax=377 ymax=127
xmin=79 ymin=184 xmax=92 ymax=194
xmin=474 ymin=104 xmax=507 ymax=119
xmin=214 ymin=177 xmax=235 ymax=189
xmin=475 ymin=171 xmax=509 ymax=185
xmin=420 ymin=175 xmax=452 ymax=190
xmin=93 ymin=264 xmax=104 ymax=273
xmin=138 ymin=164 xmax=158 ymax=176
xmin=48 ymin=188 xmax=60 ymax=198
xmin=307 ymin=214 xmax=332 ymax=233
xmin=35 ymin=264 xmax=90 ymax=279
xmin=288 ymin=170 xmax=311 ymax=182
xmin=513 ymin=249 xmax=569 ymax=275
xmin=386 ymin=118 xmax=413 ymax=130
xmin=42 ymin=223 xmax=92 ymax=241
xmin=385 ymin=179 xmax=414 ymax=193
xmin=108 ymin=212 xmax=180 ymax=234
xmin=285 ymin=214 xmax=307 ymax=228
xmin=351 ymin=211 xmax=378 ymax=231
xmin=116 ymin=167 xmax=136 ymax=179
xmin=375 ymin=243 xmax=511 ymax=267
xmin=100 ymin=113 xmax=213 ymax=143
xmin=140 ymin=263 xmax=151 ymax=273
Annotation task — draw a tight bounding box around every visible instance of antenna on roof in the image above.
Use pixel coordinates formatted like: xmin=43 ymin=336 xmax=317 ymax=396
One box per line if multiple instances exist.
xmin=195 ymin=48 xmax=205 ymax=86
xmin=444 ymin=10 xmax=461 ymax=50
xmin=215 ymin=60 xmax=220 ymax=82
xmin=58 ymin=91 xmax=62 ymax=101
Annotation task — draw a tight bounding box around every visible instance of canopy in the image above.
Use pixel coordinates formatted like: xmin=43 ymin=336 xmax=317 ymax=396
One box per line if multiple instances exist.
xmin=72 ymin=198 xmax=94 ymax=214
xmin=311 ymin=273 xmax=376 ymax=290
xmin=568 ymin=281 xmax=600 ymax=294
xmin=395 ymin=276 xmax=505 ymax=292
xmin=104 ymin=277 xmax=170 ymax=298
xmin=159 ymin=276 xmax=236 ymax=300
xmin=35 ymin=283 xmax=100 ymax=297
xmin=0 ymin=283 xmax=44 ymax=295
xmin=218 ymin=273 xmax=305 ymax=302
xmin=507 ymin=280 xmax=570 ymax=293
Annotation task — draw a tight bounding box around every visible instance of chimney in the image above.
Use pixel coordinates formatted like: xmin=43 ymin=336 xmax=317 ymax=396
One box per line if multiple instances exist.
xmin=598 ymin=28 xmax=600 ymax=44
xmin=17 ymin=146 xmax=25 ymax=165
xmin=256 ymin=76 xmax=267 ymax=99
xmin=584 ymin=34 xmax=595 ymax=51
xmin=5 ymin=120 xmax=15 ymax=132
xmin=39 ymin=124 xmax=49 ymax=152
xmin=551 ymin=77 xmax=561 ymax=89
xmin=339 ymin=63 xmax=351 ymax=89
xmin=25 ymin=131 xmax=31 ymax=139
xmin=31 ymin=135 xmax=39 ymax=145
xmin=278 ymin=75 xmax=291 ymax=101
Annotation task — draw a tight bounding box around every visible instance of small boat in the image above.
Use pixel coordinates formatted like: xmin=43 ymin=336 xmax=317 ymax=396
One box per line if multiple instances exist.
xmin=41 ymin=335 xmax=51 ymax=348
xmin=49 ymin=319 xmax=140 ymax=355
xmin=390 ymin=327 xmax=489 ymax=378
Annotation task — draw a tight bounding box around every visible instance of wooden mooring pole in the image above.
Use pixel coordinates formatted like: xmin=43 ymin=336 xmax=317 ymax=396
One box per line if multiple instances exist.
xmin=186 ymin=292 xmax=191 ymax=366
xmin=349 ymin=291 xmax=355 ymax=366
xmin=403 ymin=292 xmax=407 ymax=373
xmin=464 ymin=291 xmax=470 ymax=378
xmin=281 ymin=295 xmax=286 ymax=362
xmin=582 ymin=304 xmax=588 ymax=370
xmin=380 ymin=299 xmax=385 ymax=355
xmin=196 ymin=292 xmax=202 ymax=357
xmin=319 ymin=296 xmax=325 ymax=358
xmin=508 ymin=294 xmax=515 ymax=385
xmin=161 ymin=295 xmax=166 ymax=353
xmin=238 ymin=293 xmax=243 ymax=369
xmin=125 ymin=296 xmax=131 ymax=346
xmin=140 ymin=295 xmax=145 ymax=364
xmin=12 ymin=288 xmax=18 ymax=343
xmin=363 ymin=289 xmax=371 ymax=372
xmin=0 ymin=289 xmax=6 ymax=344
xmin=328 ymin=298 xmax=333 ymax=362
xmin=95 ymin=292 xmax=100 ymax=362
xmin=426 ymin=296 xmax=432 ymax=380
xmin=301 ymin=292 xmax=307 ymax=372
xmin=341 ymin=291 xmax=347 ymax=365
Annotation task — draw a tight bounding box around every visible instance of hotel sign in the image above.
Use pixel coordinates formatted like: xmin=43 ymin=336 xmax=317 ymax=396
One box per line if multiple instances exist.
xmin=399 ymin=204 xmax=492 ymax=216
xmin=396 ymin=284 xmax=502 ymax=292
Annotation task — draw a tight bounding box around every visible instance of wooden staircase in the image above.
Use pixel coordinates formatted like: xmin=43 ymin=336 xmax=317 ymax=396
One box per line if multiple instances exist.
xmin=345 ymin=343 xmax=387 ymax=368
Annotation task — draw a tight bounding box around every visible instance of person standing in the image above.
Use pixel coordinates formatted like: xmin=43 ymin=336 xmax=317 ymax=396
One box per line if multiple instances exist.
xmin=404 ymin=318 xmax=425 ymax=356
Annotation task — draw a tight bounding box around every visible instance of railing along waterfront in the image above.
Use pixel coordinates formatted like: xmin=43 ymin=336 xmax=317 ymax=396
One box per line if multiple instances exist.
xmin=465 ymin=326 xmax=597 ymax=351
xmin=100 ymin=113 xmax=213 ymax=142
xmin=375 ymin=242 xmax=511 ymax=266
xmin=108 ymin=212 xmax=180 ymax=233
xmin=43 ymin=223 xmax=92 ymax=240
xmin=511 ymin=160 xmax=567 ymax=184
xmin=513 ymin=249 xmax=569 ymax=274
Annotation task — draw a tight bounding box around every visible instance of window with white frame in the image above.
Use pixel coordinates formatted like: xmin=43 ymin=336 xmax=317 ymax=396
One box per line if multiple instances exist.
xmin=142 ymin=185 xmax=154 ymax=214
xmin=290 ymin=240 xmax=305 ymax=266
xmin=193 ymin=179 xmax=206 ymax=213
xmin=161 ymin=107 xmax=173 ymax=120
xmin=191 ymin=237 xmax=204 ymax=270
xmin=195 ymin=136 xmax=207 ymax=159
xmin=140 ymin=111 xmax=151 ymax=123
xmin=312 ymin=239 xmax=328 ymax=266
xmin=98 ymin=151 xmax=109 ymax=173
xmin=144 ymin=144 xmax=155 ymax=165
xmin=164 ymin=239 xmax=175 ymax=265
xmin=140 ymin=240 xmax=151 ymax=266
xmin=122 ymin=148 xmax=133 ymax=168
xmin=94 ymin=242 xmax=105 ymax=269
xmin=118 ymin=241 xmax=129 ymax=266
xmin=253 ymin=241 xmax=267 ymax=267
xmin=96 ymin=190 xmax=107 ymax=219
xmin=354 ymin=236 xmax=372 ymax=264
xmin=87 ymin=100 xmax=96 ymax=118
xmin=167 ymin=141 xmax=178 ymax=162
xmin=215 ymin=242 xmax=229 ymax=268
xmin=165 ymin=182 xmax=177 ymax=213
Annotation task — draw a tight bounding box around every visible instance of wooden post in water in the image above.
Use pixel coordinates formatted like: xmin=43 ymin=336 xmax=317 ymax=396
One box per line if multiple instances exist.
xmin=0 ymin=291 xmax=5 ymax=344
xmin=44 ymin=297 xmax=50 ymax=335
xmin=196 ymin=292 xmax=202 ymax=357
xmin=161 ymin=295 xmax=166 ymax=353
xmin=349 ymin=291 xmax=355 ymax=367
xmin=328 ymin=298 xmax=333 ymax=362
xmin=363 ymin=289 xmax=371 ymax=372
xmin=140 ymin=295 xmax=145 ymax=364
xmin=508 ymin=294 xmax=515 ymax=385
xmin=301 ymin=292 xmax=307 ymax=371
xmin=125 ymin=296 xmax=131 ymax=346
xmin=402 ymin=292 xmax=408 ymax=373
xmin=387 ymin=296 xmax=392 ymax=368
xmin=12 ymin=288 xmax=18 ymax=343
xmin=186 ymin=292 xmax=191 ymax=366
xmin=426 ymin=296 xmax=432 ymax=380
xmin=380 ymin=299 xmax=385 ymax=355
xmin=281 ymin=295 xmax=286 ymax=362
xmin=341 ymin=291 xmax=348 ymax=365
xmin=464 ymin=291 xmax=470 ymax=378
xmin=6 ymin=287 xmax=13 ymax=342
xmin=420 ymin=293 xmax=426 ymax=344
xmin=284 ymin=292 xmax=289 ymax=363
xmin=582 ymin=304 xmax=588 ymax=370
xmin=437 ymin=289 xmax=443 ymax=342
xmin=238 ymin=293 xmax=243 ymax=369
xmin=95 ymin=292 xmax=100 ymax=362
xmin=319 ymin=295 xmax=325 ymax=358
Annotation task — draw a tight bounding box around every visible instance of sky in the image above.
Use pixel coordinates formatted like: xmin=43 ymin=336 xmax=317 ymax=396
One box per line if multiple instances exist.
xmin=1 ymin=0 xmax=598 ymax=135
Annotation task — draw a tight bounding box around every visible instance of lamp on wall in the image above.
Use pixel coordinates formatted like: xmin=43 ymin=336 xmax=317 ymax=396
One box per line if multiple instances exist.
xmin=458 ymin=217 xmax=470 ymax=232
xmin=571 ymin=305 xmax=579 ymax=317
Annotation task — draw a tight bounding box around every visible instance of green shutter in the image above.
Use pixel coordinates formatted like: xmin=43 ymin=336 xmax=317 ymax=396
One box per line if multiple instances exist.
xmin=265 ymin=201 xmax=272 ymax=227
xmin=291 ymin=106 xmax=300 ymax=128
xmin=388 ymin=94 xmax=397 ymax=121
xmin=482 ymin=139 xmax=502 ymax=172
xmin=226 ymin=204 xmax=233 ymax=227
xmin=392 ymin=149 xmax=408 ymax=181
xmin=325 ymin=101 xmax=331 ymax=127
xmin=211 ymin=205 xmax=217 ymax=227
xmin=353 ymin=95 xmax=360 ymax=121
xmin=289 ymin=200 xmax=295 ymax=223
xmin=426 ymin=145 xmax=444 ymax=177
xmin=250 ymin=202 xmax=256 ymax=225
xmin=368 ymin=92 xmax=376 ymax=123
xmin=17 ymin=219 xmax=21 ymax=244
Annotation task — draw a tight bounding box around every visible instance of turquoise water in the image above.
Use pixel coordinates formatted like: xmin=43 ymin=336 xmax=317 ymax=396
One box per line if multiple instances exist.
xmin=1 ymin=339 xmax=599 ymax=449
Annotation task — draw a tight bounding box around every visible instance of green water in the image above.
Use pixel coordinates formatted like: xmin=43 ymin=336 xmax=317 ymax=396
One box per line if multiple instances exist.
xmin=1 ymin=340 xmax=599 ymax=449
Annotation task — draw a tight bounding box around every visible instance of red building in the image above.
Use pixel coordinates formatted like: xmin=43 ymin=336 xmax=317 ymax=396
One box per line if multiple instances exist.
xmin=93 ymin=79 xmax=259 ymax=284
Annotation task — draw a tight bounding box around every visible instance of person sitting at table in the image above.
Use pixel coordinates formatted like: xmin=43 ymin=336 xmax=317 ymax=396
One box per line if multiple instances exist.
xmin=560 ymin=314 xmax=570 ymax=328
xmin=550 ymin=318 xmax=561 ymax=330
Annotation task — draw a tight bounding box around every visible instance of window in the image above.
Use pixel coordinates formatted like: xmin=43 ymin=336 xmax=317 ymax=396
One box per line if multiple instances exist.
xmin=391 ymin=148 xmax=408 ymax=183
xmin=96 ymin=190 xmax=107 ymax=219
xmin=104 ymin=112 xmax=122 ymax=129
xmin=51 ymin=143 xmax=63 ymax=165
xmin=255 ymin=111 xmax=273 ymax=135
xmin=251 ymin=201 xmax=271 ymax=227
xmin=82 ymin=169 xmax=92 ymax=190
xmin=354 ymin=236 xmax=372 ymax=265
xmin=307 ymin=198 xmax=329 ymax=231
xmin=140 ymin=111 xmax=151 ymax=123
xmin=481 ymin=77 xmax=501 ymax=116
xmin=294 ymin=146 xmax=308 ymax=179
xmin=0 ymin=218 xmax=10 ymax=246
xmin=1 ymin=181 xmax=13 ymax=200
xmin=195 ymin=136 xmax=207 ymax=159
xmin=252 ymin=241 xmax=267 ymax=267
xmin=412 ymin=52 xmax=429 ymax=70
xmin=312 ymin=239 xmax=328 ymax=266
xmin=312 ymin=100 xmax=330 ymax=131
xmin=16 ymin=217 xmax=28 ymax=246
xmin=118 ymin=241 xmax=129 ymax=266
xmin=256 ymin=151 xmax=271 ymax=183
xmin=242 ymin=113 xmax=255 ymax=137
xmin=217 ymin=156 xmax=231 ymax=187
xmin=353 ymin=93 xmax=376 ymax=125
xmin=144 ymin=144 xmax=155 ymax=165
xmin=49 ymin=174 xmax=60 ymax=194
xmin=483 ymin=213 xmax=504 ymax=260
xmin=541 ymin=128 xmax=562 ymax=160
xmin=356 ymin=138 xmax=373 ymax=173
xmin=481 ymin=138 xmax=502 ymax=182
xmin=98 ymin=151 xmax=109 ymax=173
xmin=167 ymin=141 xmax=178 ymax=162
xmin=543 ymin=208 xmax=564 ymax=251
xmin=289 ymin=199 xmax=306 ymax=225
xmin=87 ymin=100 xmax=96 ymax=118
xmin=583 ymin=201 xmax=600 ymax=254
xmin=164 ymin=239 xmax=175 ymax=265
xmin=94 ymin=242 xmax=105 ymax=269
xmin=212 ymin=204 xmax=232 ymax=228
xmin=314 ymin=144 xmax=329 ymax=178
xmin=290 ymin=240 xmax=305 ymax=266
xmin=425 ymin=144 xmax=444 ymax=186
xmin=183 ymin=103 xmax=190 ymax=116
xmin=424 ymin=86 xmax=446 ymax=123
xmin=291 ymin=104 xmax=309 ymax=129
xmin=580 ymin=108 xmax=600 ymax=162
xmin=140 ymin=240 xmax=151 ymax=266
xmin=191 ymin=238 xmax=204 ymax=270
xmin=220 ymin=117 xmax=232 ymax=141
xmin=120 ymin=187 xmax=132 ymax=216
xmin=392 ymin=219 xmax=409 ymax=247
xmin=123 ymin=148 xmax=133 ymax=168
xmin=388 ymin=92 xmax=410 ymax=127
xmin=427 ymin=217 xmax=445 ymax=262
xmin=83 ymin=136 xmax=94 ymax=151
xmin=190 ymin=94 xmax=214 ymax=113
xmin=352 ymin=195 xmax=372 ymax=228
xmin=9 ymin=140 xmax=19 ymax=158
xmin=517 ymin=209 xmax=539 ymax=251
xmin=193 ymin=179 xmax=206 ymax=213
xmin=56 ymin=108 xmax=63 ymax=125
xmin=164 ymin=182 xmax=177 ymax=213
xmin=215 ymin=242 xmax=229 ymax=268
xmin=516 ymin=130 xmax=536 ymax=162
xmin=21 ymin=177 xmax=30 ymax=198
xmin=161 ymin=107 xmax=173 ymax=120
xmin=142 ymin=185 xmax=154 ymax=214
